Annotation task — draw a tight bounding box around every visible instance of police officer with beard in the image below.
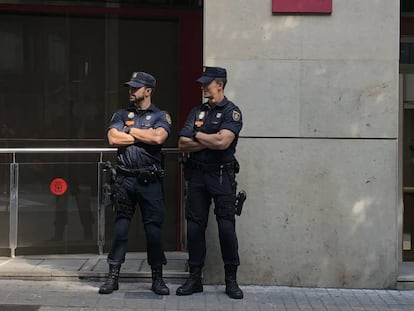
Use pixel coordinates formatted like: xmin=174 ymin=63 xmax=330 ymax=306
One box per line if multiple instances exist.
xmin=99 ymin=71 xmax=172 ymax=296
xmin=176 ymin=66 xmax=243 ymax=299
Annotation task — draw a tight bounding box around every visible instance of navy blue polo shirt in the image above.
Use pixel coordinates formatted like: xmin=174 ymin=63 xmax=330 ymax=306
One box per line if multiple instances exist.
xmin=108 ymin=103 xmax=172 ymax=169
xmin=179 ymin=97 xmax=242 ymax=163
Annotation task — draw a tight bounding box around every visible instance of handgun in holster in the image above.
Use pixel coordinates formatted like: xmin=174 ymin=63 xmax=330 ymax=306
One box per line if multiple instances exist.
xmin=102 ymin=161 xmax=117 ymax=209
xmin=235 ymin=190 xmax=247 ymax=216
xmin=178 ymin=155 xmax=191 ymax=180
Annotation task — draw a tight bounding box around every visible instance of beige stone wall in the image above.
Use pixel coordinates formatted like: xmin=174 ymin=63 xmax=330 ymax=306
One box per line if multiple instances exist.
xmin=201 ymin=0 xmax=400 ymax=288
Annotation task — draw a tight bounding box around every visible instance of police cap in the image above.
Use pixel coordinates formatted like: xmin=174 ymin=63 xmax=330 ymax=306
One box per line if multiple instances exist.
xmin=124 ymin=71 xmax=156 ymax=88
xmin=196 ymin=66 xmax=227 ymax=84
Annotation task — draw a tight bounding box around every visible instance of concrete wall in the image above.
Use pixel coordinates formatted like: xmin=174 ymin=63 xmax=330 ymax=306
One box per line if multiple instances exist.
xmin=202 ymin=0 xmax=400 ymax=288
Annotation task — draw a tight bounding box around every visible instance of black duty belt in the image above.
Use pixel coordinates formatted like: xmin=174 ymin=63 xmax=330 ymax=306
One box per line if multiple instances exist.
xmin=116 ymin=166 xmax=163 ymax=177
xmin=116 ymin=165 xmax=165 ymax=185
xmin=186 ymin=159 xmax=238 ymax=172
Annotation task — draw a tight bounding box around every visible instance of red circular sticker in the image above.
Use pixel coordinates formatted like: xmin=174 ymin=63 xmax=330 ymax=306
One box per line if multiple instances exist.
xmin=50 ymin=178 xmax=68 ymax=196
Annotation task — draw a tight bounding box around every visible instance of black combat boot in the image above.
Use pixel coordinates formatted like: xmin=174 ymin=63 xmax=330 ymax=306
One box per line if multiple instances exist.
xmin=151 ymin=265 xmax=170 ymax=295
xmin=98 ymin=264 xmax=120 ymax=294
xmin=176 ymin=265 xmax=203 ymax=296
xmin=224 ymin=265 xmax=243 ymax=299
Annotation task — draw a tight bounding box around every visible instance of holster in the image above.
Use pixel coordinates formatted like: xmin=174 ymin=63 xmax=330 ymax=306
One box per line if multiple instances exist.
xmin=102 ymin=161 xmax=117 ymax=208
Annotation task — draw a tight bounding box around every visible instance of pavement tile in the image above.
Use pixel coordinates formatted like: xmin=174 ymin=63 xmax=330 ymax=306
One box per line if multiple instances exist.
xmin=3 ymin=280 xmax=414 ymax=310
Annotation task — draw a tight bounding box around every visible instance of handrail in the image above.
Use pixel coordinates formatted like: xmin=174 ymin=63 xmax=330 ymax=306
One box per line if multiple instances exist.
xmin=2 ymin=146 xmax=183 ymax=257
xmin=0 ymin=147 xmax=180 ymax=162
xmin=0 ymin=147 xmax=179 ymax=153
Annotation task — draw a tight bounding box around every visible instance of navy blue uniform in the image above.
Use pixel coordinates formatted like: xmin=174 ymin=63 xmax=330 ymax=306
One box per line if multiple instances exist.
xmin=179 ymin=96 xmax=242 ymax=267
xmin=107 ymin=103 xmax=171 ymax=267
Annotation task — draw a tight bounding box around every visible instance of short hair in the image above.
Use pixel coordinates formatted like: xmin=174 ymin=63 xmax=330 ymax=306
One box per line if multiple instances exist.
xmin=215 ymin=78 xmax=227 ymax=89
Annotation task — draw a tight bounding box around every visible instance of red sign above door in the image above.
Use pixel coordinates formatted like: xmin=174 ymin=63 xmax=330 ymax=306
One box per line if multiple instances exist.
xmin=272 ymin=0 xmax=332 ymax=14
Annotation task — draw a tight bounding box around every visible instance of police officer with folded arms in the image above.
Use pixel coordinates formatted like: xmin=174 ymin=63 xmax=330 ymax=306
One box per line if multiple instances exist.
xmin=177 ymin=66 xmax=244 ymax=299
xmin=99 ymin=71 xmax=172 ymax=295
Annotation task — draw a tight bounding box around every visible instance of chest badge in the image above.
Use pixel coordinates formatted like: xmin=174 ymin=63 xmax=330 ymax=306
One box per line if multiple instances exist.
xmin=198 ymin=111 xmax=205 ymax=119
xmin=146 ymin=115 xmax=152 ymax=120
xmin=128 ymin=112 xmax=135 ymax=119
xmin=216 ymin=112 xmax=222 ymax=118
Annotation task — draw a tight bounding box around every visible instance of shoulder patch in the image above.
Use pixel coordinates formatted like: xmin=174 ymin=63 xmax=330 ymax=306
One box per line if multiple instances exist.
xmin=232 ymin=110 xmax=241 ymax=122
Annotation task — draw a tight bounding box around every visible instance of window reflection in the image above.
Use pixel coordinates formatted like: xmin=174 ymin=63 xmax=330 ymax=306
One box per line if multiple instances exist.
xmin=0 ymin=14 xmax=178 ymax=147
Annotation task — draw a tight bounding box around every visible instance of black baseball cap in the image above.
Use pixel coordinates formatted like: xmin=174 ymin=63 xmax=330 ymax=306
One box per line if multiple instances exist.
xmin=196 ymin=66 xmax=227 ymax=84
xmin=124 ymin=71 xmax=156 ymax=88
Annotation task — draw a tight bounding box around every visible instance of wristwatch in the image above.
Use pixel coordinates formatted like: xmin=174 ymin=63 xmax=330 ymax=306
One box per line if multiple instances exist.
xmin=124 ymin=126 xmax=132 ymax=134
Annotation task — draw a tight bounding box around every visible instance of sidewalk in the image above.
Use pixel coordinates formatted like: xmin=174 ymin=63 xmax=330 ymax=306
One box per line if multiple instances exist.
xmin=1 ymin=279 xmax=414 ymax=311
xmin=0 ymin=253 xmax=414 ymax=310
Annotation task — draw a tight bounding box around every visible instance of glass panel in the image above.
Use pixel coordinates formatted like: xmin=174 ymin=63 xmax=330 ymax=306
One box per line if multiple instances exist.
xmin=17 ymin=159 xmax=98 ymax=255
xmin=0 ymin=13 xmax=179 ymax=148
xmin=0 ymin=161 xmax=10 ymax=254
xmin=403 ymin=110 xmax=414 ymax=188
xmin=403 ymin=99 xmax=414 ymax=260
xmin=0 ymin=1 xmax=188 ymax=254
xmin=400 ymin=42 xmax=414 ymax=64
xmin=402 ymin=0 xmax=414 ymax=12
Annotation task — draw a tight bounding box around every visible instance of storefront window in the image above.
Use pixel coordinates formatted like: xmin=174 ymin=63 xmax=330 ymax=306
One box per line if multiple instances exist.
xmin=0 ymin=12 xmax=178 ymax=147
xmin=402 ymin=0 xmax=414 ymax=12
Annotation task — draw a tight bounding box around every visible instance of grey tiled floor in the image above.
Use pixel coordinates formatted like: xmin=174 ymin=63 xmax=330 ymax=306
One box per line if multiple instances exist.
xmin=1 ymin=254 xmax=414 ymax=310
xmin=0 ymin=279 xmax=414 ymax=310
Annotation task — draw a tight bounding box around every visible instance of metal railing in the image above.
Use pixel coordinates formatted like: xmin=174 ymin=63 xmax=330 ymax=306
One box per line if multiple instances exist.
xmin=0 ymin=147 xmax=182 ymax=257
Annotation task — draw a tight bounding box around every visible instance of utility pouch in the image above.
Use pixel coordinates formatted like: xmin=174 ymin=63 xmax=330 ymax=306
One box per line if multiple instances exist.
xmin=102 ymin=161 xmax=117 ymax=208
xmin=178 ymin=156 xmax=191 ymax=180
xmin=137 ymin=170 xmax=157 ymax=185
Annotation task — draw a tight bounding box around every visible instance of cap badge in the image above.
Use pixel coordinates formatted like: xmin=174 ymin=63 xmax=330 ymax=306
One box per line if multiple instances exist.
xmin=232 ymin=110 xmax=241 ymax=121
xmin=165 ymin=113 xmax=172 ymax=125
xmin=198 ymin=111 xmax=205 ymax=119
xmin=132 ymin=72 xmax=138 ymax=78
xmin=128 ymin=112 xmax=135 ymax=119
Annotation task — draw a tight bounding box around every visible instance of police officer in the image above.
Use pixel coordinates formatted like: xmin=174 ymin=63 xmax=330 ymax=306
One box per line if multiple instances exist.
xmin=99 ymin=71 xmax=172 ymax=296
xmin=176 ymin=66 xmax=243 ymax=299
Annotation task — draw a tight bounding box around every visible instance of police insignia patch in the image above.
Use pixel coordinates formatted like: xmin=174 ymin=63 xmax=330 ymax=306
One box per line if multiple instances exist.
xmin=128 ymin=112 xmax=135 ymax=119
xmin=232 ymin=110 xmax=241 ymax=121
xmin=165 ymin=113 xmax=172 ymax=125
